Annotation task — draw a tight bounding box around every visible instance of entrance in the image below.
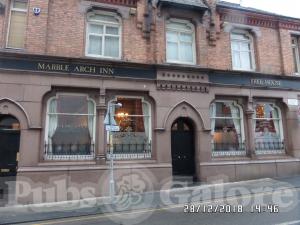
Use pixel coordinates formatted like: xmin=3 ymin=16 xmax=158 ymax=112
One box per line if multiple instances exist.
xmin=171 ymin=118 xmax=195 ymax=176
xmin=0 ymin=115 xmax=20 ymax=206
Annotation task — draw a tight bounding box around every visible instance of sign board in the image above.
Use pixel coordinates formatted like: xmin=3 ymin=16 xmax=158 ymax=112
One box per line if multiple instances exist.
xmin=288 ymin=99 xmax=298 ymax=106
xmin=106 ymin=125 xmax=120 ymax=132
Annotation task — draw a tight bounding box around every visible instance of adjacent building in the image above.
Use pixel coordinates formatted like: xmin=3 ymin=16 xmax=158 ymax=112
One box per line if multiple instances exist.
xmin=1 ymin=0 xmax=300 ymax=203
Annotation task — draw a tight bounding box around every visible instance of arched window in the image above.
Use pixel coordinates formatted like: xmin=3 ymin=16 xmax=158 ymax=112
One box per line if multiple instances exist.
xmin=210 ymin=100 xmax=245 ymax=156
xmin=45 ymin=94 xmax=96 ymax=160
xmin=231 ymin=30 xmax=255 ymax=71
xmin=86 ymin=11 xmax=121 ymax=59
xmin=166 ymin=19 xmax=196 ymax=64
xmin=253 ymin=102 xmax=285 ymax=154
xmin=105 ymin=97 xmax=152 ymax=159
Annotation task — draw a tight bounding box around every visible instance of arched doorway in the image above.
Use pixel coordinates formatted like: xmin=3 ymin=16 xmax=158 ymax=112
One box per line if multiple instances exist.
xmin=171 ymin=118 xmax=195 ymax=177
xmin=0 ymin=115 xmax=20 ymax=177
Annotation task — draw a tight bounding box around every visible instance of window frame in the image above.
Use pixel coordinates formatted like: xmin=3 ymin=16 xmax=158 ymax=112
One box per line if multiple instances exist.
xmin=85 ymin=11 xmax=122 ymax=59
xmin=230 ymin=30 xmax=256 ymax=71
xmin=210 ymin=100 xmax=246 ymax=157
xmin=253 ymin=102 xmax=285 ymax=155
xmin=107 ymin=96 xmax=152 ymax=160
xmin=292 ymin=36 xmax=300 ymax=75
xmin=165 ymin=19 xmax=196 ymax=65
xmin=6 ymin=0 xmax=28 ymax=49
xmin=44 ymin=93 xmax=97 ymax=160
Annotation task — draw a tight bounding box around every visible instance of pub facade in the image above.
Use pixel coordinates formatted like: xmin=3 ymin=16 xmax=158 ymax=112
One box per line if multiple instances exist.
xmin=0 ymin=0 xmax=300 ymax=203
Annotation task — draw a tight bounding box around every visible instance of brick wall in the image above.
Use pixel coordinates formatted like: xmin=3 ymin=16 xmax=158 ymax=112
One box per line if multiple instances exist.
xmin=0 ymin=0 xmax=299 ymax=76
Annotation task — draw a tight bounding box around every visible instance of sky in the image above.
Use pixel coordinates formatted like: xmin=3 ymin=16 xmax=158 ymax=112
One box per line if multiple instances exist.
xmin=222 ymin=0 xmax=300 ymax=19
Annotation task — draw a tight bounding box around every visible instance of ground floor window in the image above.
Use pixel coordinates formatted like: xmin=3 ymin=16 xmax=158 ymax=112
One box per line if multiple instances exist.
xmin=44 ymin=94 xmax=96 ymax=160
xmin=106 ymin=97 xmax=151 ymax=159
xmin=254 ymin=103 xmax=285 ymax=154
xmin=210 ymin=101 xmax=245 ymax=156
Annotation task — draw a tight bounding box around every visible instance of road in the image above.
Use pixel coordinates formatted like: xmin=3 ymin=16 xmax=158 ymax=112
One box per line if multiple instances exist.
xmin=19 ymin=187 xmax=300 ymax=225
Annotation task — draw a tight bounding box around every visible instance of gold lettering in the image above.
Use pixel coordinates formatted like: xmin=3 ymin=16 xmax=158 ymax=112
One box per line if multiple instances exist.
xmin=37 ymin=63 xmax=45 ymax=70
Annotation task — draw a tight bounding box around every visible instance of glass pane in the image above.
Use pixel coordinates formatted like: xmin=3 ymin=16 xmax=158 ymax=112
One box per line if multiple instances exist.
xmin=51 ymin=115 xmax=92 ymax=155
xmin=89 ymin=14 xmax=119 ymax=23
xmin=180 ymin=42 xmax=193 ymax=62
xmin=255 ymin=103 xmax=277 ymax=119
xmin=167 ymin=42 xmax=179 ymax=61
xmin=166 ymin=31 xmax=178 ymax=42
xmin=106 ymin=26 xmax=119 ymax=35
xmin=88 ymin=35 xmax=102 ymax=55
xmin=232 ymin=51 xmax=241 ymax=69
xmin=7 ymin=11 xmax=26 ymax=48
xmin=231 ymin=41 xmax=239 ymax=51
xmin=215 ymin=102 xmax=240 ymax=118
xmin=231 ymin=33 xmax=249 ymax=41
xmin=254 ymin=119 xmax=281 ymax=142
xmin=240 ymin=42 xmax=250 ymax=51
xmin=104 ymin=36 xmax=119 ymax=57
xmin=213 ymin=118 xmax=242 ymax=151
xmin=240 ymin=51 xmax=251 ymax=70
xmin=13 ymin=0 xmax=27 ymax=10
xmin=167 ymin=22 xmax=192 ymax=32
xmin=0 ymin=116 xmax=20 ymax=130
xmin=180 ymin=33 xmax=192 ymax=42
xmin=111 ymin=98 xmax=150 ymax=152
xmin=57 ymin=95 xmax=88 ymax=114
xmin=292 ymin=47 xmax=300 ymax=73
xmin=89 ymin=24 xmax=103 ymax=34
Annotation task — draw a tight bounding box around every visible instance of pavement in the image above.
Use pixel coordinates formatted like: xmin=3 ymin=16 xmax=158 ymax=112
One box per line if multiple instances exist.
xmin=0 ymin=176 xmax=300 ymax=225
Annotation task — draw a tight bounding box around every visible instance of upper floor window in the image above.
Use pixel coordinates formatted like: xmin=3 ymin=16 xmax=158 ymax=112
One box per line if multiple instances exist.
xmin=44 ymin=94 xmax=96 ymax=160
xmin=292 ymin=36 xmax=300 ymax=75
xmin=231 ymin=31 xmax=255 ymax=71
xmin=7 ymin=0 xmax=28 ymax=49
xmin=166 ymin=19 xmax=196 ymax=64
xmin=86 ymin=12 xmax=121 ymax=59
xmin=210 ymin=100 xmax=245 ymax=156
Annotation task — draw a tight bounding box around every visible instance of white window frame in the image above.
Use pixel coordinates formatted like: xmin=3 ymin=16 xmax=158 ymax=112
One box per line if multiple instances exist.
xmin=85 ymin=11 xmax=122 ymax=59
xmin=230 ymin=30 xmax=256 ymax=71
xmin=166 ymin=19 xmax=196 ymax=65
xmin=253 ymin=102 xmax=285 ymax=155
xmin=210 ymin=100 xmax=246 ymax=157
xmin=6 ymin=0 xmax=28 ymax=49
xmin=292 ymin=36 xmax=300 ymax=75
xmin=107 ymin=96 xmax=152 ymax=160
xmin=44 ymin=93 xmax=96 ymax=160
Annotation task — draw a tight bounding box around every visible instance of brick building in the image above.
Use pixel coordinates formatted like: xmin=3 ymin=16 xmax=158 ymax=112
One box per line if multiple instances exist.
xmin=1 ymin=0 xmax=300 ymax=203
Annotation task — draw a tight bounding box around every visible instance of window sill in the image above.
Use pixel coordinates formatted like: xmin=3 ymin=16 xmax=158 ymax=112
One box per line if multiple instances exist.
xmin=85 ymin=54 xmax=121 ymax=61
xmin=165 ymin=60 xmax=196 ymax=66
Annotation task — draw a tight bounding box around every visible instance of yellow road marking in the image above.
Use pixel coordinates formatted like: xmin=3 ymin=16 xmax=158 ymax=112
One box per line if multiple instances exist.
xmin=32 ymin=187 xmax=300 ymax=225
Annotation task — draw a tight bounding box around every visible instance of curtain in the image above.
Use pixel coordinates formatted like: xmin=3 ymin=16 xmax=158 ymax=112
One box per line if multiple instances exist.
xmin=142 ymin=102 xmax=150 ymax=143
xmin=104 ymin=36 xmax=119 ymax=57
xmin=48 ymin=99 xmax=58 ymax=151
xmin=272 ymin=108 xmax=280 ymax=140
xmin=210 ymin=103 xmax=216 ymax=136
xmin=228 ymin=103 xmax=241 ymax=142
xmin=88 ymin=101 xmax=94 ymax=141
xmin=104 ymin=103 xmax=117 ymax=125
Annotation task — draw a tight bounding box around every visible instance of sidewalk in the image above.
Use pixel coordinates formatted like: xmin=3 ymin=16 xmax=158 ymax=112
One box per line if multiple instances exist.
xmin=0 ymin=176 xmax=300 ymax=225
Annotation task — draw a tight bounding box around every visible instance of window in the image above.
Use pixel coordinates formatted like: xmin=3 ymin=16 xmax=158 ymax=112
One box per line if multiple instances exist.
xmin=166 ymin=19 xmax=195 ymax=64
xmin=106 ymin=97 xmax=151 ymax=159
xmin=7 ymin=0 xmax=28 ymax=49
xmin=254 ymin=103 xmax=285 ymax=154
xmin=292 ymin=36 xmax=300 ymax=74
xmin=210 ymin=101 xmax=245 ymax=156
xmin=45 ymin=94 xmax=96 ymax=160
xmin=231 ymin=31 xmax=255 ymax=71
xmin=86 ymin=12 xmax=121 ymax=59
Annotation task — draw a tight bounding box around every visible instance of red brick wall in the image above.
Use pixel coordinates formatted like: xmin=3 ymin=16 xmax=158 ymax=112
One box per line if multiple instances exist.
xmin=0 ymin=0 xmax=298 ymax=76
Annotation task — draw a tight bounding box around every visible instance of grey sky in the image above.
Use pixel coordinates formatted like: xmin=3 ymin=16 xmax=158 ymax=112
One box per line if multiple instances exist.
xmin=223 ymin=0 xmax=300 ymax=18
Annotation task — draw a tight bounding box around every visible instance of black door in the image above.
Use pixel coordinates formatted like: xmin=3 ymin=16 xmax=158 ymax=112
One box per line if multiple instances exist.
xmin=171 ymin=118 xmax=195 ymax=176
xmin=0 ymin=115 xmax=20 ymax=206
